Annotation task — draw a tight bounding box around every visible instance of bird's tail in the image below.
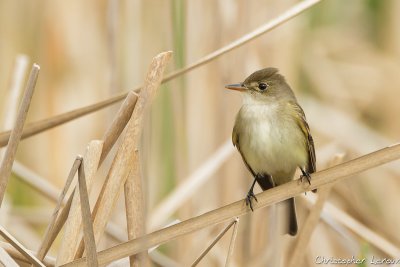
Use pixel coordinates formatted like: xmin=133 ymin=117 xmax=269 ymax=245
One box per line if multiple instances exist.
xmin=287 ymin=197 xmax=298 ymax=236
xmin=256 ymin=174 xmax=298 ymax=236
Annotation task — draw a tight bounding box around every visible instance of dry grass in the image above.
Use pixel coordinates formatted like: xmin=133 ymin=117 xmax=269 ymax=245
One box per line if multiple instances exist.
xmin=1 ymin=0 xmax=400 ymax=266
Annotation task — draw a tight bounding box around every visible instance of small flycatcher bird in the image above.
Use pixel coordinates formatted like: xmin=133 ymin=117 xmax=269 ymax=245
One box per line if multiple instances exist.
xmin=226 ymin=67 xmax=316 ymax=236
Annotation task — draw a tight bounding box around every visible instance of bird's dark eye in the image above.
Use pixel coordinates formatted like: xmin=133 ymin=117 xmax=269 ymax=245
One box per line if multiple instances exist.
xmin=258 ymin=83 xmax=268 ymax=90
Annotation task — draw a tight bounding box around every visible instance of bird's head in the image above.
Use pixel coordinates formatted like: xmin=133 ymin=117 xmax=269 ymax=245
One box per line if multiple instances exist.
xmin=225 ymin=67 xmax=295 ymax=103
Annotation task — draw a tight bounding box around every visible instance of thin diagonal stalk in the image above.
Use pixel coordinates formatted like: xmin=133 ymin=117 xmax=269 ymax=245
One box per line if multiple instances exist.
xmin=191 ymin=219 xmax=237 ymax=267
xmin=225 ymin=218 xmax=239 ymax=267
xmin=0 ymin=93 xmax=126 ymax=147
xmin=0 ymin=54 xmax=29 ymax=159
xmin=36 ymin=156 xmax=82 ymax=260
xmin=0 ymin=64 xmax=40 ymax=207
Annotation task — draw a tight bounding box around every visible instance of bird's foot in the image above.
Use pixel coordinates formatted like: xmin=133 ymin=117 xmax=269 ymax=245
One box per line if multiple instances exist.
xmin=299 ymin=168 xmax=317 ymax=193
xmin=245 ymin=190 xmax=258 ymax=211
xmin=299 ymin=169 xmax=311 ymax=185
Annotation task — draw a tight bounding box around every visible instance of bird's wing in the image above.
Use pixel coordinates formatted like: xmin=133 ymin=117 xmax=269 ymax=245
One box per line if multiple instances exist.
xmin=232 ymin=125 xmax=256 ymax=177
xmin=288 ymin=101 xmax=316 ymax=174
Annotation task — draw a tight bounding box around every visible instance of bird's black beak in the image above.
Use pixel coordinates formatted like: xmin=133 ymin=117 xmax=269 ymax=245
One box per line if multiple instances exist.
xmin=225 ymin=83 xmax=247 ymax=92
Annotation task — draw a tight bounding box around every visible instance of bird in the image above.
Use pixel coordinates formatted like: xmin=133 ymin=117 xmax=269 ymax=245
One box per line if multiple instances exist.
xmin=225 ymin=67 xmax=316 ymax=236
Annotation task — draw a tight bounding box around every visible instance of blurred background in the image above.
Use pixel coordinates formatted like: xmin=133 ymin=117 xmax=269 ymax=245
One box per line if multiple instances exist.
xmin=1 ymin=0 xmax=400 ymax=266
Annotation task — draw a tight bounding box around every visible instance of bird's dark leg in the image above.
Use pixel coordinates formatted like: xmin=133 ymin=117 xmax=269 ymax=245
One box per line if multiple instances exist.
xmin=246 ymin=176 xmax=258 ymax=211
xmin=299 ymin=167 xmax=311 ymax=185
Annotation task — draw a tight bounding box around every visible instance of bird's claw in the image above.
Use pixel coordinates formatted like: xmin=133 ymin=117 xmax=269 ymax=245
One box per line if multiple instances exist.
xmin=300 ymin=172 xmax=311 ymax=185
xmin=245 ymin=190 xmax=258 ymax=211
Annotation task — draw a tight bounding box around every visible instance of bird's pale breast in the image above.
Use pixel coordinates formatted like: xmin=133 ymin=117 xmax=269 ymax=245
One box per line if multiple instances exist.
xmin=235 ymin=103 xmax=307 ymax=184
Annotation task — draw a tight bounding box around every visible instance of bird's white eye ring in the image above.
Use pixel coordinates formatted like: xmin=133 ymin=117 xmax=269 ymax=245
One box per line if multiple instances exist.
xmin=258 ymin=83 xmax=268 ymax=90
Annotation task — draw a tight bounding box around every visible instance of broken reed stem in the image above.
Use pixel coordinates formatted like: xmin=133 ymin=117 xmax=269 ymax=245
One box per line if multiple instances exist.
xmin=26 ymin=87 xmax=137 ymax=265
xmin=36 ymin=156 xmax=82 ymax=260
xmin=121 ymin=64 xmax=165 ymax=267
xmin=56 ymin=141 xmax=103 ymax=265
xmin=191 ymin=219 xmax=237 ymax=267
xmin=13 ymin=91 xmax=138 ymax=203
xmin=62 ymin=142 xmax=400 ymax=267
xmin=73 ymin=51 xmax=172 ymax=260
xmin=288 ymin=154 xmax=345 ymax=267
xmin=0 ymin=0 xmax=322 ymax=148
xmin=0 ymin=225 xmax=45 ymax=267
xmin=124 ymin=150 xmax=146 ymax=267
xmin=225 ymin=218 xmax=239 ymax=267
xmin=100 ymin=91 xmax=138 ymax=164
xmin=77 ymin=161 xmax=98 ymax=267
xmin=0 ymin=64 xmax=40 ymax=207
xmin=54 ymin=90 xmax=137 ymax=265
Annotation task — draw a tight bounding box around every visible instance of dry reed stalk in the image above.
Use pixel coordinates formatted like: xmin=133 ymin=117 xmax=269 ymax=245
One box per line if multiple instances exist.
xmin=7 ymin=89 xmax=138 ymax=259
xmin=0 ymin=55 xmax=29 ymax=158
xmin=55 ymin=141 xmax=103 ymax=265
xmin=0 ymin=55 xmax=29 ymax=228
xmin=0 ymin=242 xmax=55 ymax=267
xmin=0 ymin=246 xmax=19 ymax=267
xmin=288 ymin=154 xmax=345 ymax=267
xmin=100 ymin=91 xmax=138 ymax=164
xmin=0 ymin=0 xmax=322 ymax=149
xmin=72 ymin=51 xmax=172 ymax=261
xmin=304 ymin=194 xmax=400 ymax=257
xmin=0 ymin=64 xmax=40 ymax=207
xmin=36 ymin=156 xmax=83 ymax=261
xmin=191 ymin=219 xmax=237 ymax=267
xmin=225 ymin=218 xmax=239 ymax=267
xmin=11 ymin=161 xmax=123 ymax=250
xmin=101 ymin=51 xmax=172 ymax=266
xmin=0 ymin=225 xmax=45 ymax=267
xmin=149 ymin=139 xmax=234 ymax=230
xmin=124 ymin=151 xmax=146 ymax=267
xmin=0 ymin=93 xmax=126 ymax=148
xmin=31 ymin=188 xmax=73 ymax=261
xmin=77 ymin=162 xmax=98 ymax=267
xmin=62 ymin=142 xmax=400 ymax=266
xmin=53 ymin=90 xmax=138 ymax=264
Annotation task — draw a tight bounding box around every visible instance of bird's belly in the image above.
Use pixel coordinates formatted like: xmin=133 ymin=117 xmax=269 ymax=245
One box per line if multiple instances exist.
xmin=239 ymin=119 xmax=307 ymax=184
